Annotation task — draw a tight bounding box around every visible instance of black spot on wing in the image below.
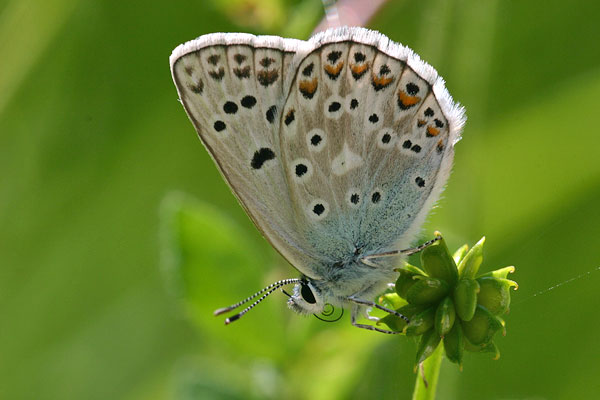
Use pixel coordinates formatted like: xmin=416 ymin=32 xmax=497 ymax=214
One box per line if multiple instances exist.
xmin=284 ymin=109 xmax=295 ymax=126
xmin=233 ymin=54 xmax=246 ymax=64
xmin=188 ymin=79 xmax=203 ymax=94
xmin=295 ymin=163 xmax=308 ymax=177
xmin=266 ymin=105 xmax=277 ymax=123
xmin=260 ymin=57 xmax=275 ymax=67
xmin=257 ymin=70 xmax=279 ymax=86
xmin=251 ymin=148 xmax=275 ymax=169
xmin=209 ymin=68 xmax=225 ymax=81
xmin=214 ymin=120 xmax=226 ymax=132
xmin=223 ymin=101 xmax=238 ymax=114
xmin=207 ymin=54 xmax=220 ymax=65
xmin=379 ymin=65 xmax=391 ymax=75
xmin=371 ymin=192 xmax=381 ymax=203
xmin=241 ymin=95 xmax=257 ymax=109
xmin=327 ymin=51 xmax=342 ymax=63
xmin=302 ymin=63 xmax=314 ymax=77
xmin=310 ymin=134 xmax=322 ymax=146
xmin=406 ymin=82 xmax=420 ymax=95
xmin=233 ymin=66 xmax=251 ymax=78
xmin=313 ymin=203 xmax=325 ymax=216
xmin=328 ymin=102 xmax=341 ymax=112
xmin=354 ymin=52 xmax=366 ymax=62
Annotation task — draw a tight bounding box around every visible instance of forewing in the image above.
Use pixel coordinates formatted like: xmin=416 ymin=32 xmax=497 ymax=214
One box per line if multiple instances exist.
xmin=170 ymin=33 xmax=322 ymax=274
xmin=279 ymin=27 xmax=466 ymax=262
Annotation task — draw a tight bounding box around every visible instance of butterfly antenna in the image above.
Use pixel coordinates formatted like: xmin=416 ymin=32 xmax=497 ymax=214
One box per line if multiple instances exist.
xmin=213 ymin=278 xmax=301 ymax=324
xmin=361 ymin=235 xmax=442 ymax=266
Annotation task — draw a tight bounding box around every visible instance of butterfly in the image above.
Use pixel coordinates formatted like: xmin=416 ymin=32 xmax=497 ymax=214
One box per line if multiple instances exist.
xmin=170 ymin=27 xmax=465 ymax=334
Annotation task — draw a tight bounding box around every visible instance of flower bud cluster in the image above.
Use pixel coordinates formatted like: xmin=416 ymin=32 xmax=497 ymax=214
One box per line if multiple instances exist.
xmin=379 ymin=233 xmax=517 ymax=367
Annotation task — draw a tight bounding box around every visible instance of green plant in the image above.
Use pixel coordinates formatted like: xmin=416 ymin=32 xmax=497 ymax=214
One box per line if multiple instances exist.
xmin=379 ymin=234 xmax=517 ymax=399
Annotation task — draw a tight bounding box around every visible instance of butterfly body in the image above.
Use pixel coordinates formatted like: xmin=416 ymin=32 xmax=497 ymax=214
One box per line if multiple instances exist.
xmin=171 ymin=27 xmax=465 ymax=330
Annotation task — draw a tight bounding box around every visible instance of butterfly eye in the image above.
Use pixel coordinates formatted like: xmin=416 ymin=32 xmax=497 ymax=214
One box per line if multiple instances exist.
xmin=301 ymin=284 xmax=317 ymax=304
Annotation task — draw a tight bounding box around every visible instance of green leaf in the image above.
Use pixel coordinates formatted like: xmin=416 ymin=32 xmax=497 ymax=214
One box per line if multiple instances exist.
xmin=458 ymin=236 xmax=486 ymax=279
xmin=420 ymin=236 xmax=459 ymax=286
xmin=160 ymin=193 xmax=285 ymax=359
xmin=434 ymin=297 xmax=456 ymax=337
xmin=453 ymin=279 xmax=480 ymax=321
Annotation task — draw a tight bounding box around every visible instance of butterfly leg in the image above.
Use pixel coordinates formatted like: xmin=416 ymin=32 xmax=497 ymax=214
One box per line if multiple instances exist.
xmin=361 ymin=234 xmax=442 ymax=266
xmin=348 ymin=296 xmax=409 ymax=322
xmin=399 ymin=235 xmax=442 ymax=256
xmin=350 ymin=304 xmax=402 ymax=335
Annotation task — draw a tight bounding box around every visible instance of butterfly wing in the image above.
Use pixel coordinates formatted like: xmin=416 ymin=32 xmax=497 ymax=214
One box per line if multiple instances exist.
xmin=170 ymin=33 xmax=325 ymax=275
xmin=278 ymin=27 xmax=466 ymax=265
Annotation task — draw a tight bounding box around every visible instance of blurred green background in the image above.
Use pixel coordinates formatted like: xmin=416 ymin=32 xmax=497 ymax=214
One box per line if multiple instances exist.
xmin=1 ymin=0 xmax=599 ymax=398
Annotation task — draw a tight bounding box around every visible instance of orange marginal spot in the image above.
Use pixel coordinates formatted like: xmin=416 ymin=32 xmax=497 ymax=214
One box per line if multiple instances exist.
xmin=324 ymin=62 xmax=344 ymax=76
xmin=397 ymin=90 xmax=421 ymax=108
xmin=436 ymin=139 xmax=444 ymax=153
xmin=299 ymin=78 xmax=318 ymax=98
xmin=427 ymin=125 xmax=440 ymax=136
xmin=350 ymin=63 xmax=369 ymax=78
xmin=372 ymin=73 xmax=394 ymax=87
xmin=417 ymin=119 xmax=426 ymax=127
xmin=257 ymin=69 xmax=279 ymax=86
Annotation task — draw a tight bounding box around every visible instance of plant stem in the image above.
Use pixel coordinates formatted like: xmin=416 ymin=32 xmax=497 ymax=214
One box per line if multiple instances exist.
xmin=411 ymin=343 xmax=444 ymax=400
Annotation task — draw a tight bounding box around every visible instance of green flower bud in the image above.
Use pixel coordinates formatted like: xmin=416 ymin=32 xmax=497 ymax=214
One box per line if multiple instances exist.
xmin=480 ymin=340 xmax=501 ymax=360
xmin=453 ymin=279 xmax=480 ymax=321
xmin=463 ymin=336 xmax=501 ymax=359
xmin=395 ymin=264 xmax=427 ymax=299
xmin=420 ymin=236 xmax=459 ymax=286
xmin=405 ymin=307 xmax=436 ymax=336
xmin=406 ymin=276 xmax=450 ymax=305
xmin=435 ymin=297 xmax=456 ymax=337
xmin=443 ymin=322 xmax=464 ymax=366
xmin=416 ymin=329 xmax=442 ymax=365
xmin=379 ymin=303 xmax=426 ymax=332
xmin=379 ymin=292 xmax=406 ymax=310
xmin=479 ymin=266 xmax=517 ymax=280
xmin=477 ymin=276 xmax=518 ymax=315
xmin=453 ymin=244 xmax=469 ymax=265
xmin=387 ymin=234 xmax=517 ymax=367
xmin=458 ymin=236 xmax=485 ymax=279
xmin=461 ymin=305 xmax=504 ymax=345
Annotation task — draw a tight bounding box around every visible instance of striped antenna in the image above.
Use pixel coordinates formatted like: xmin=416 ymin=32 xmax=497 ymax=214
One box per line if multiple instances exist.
xmin=213 ymin=278 xmax=302 ymax=324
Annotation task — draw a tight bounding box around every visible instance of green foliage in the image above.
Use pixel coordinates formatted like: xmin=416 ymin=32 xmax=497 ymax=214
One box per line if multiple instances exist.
xmin=381 ymin=235 xmax=517 ymax=369
xmin=3 ymin=0 xmax=600 ymax=399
